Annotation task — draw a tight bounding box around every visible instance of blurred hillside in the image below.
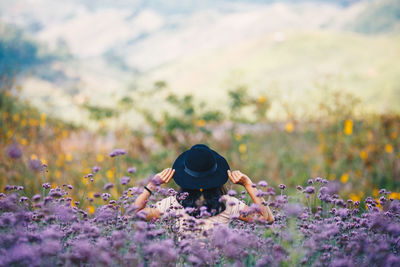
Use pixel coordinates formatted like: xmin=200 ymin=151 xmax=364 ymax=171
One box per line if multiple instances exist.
xmin=0 ymin=0 xmax=400 ymax=126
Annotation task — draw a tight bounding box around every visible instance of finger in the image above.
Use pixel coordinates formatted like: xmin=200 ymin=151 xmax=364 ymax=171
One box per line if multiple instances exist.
xmin=166 ymin=168 xmax=173 ymax=179
xmin=228 ymin=171 xmax=235 ymax=182
xmin=159 ymin=169 xmax=167 ymax=178
xmin=167 ymin=169 xmax=175 ymax=183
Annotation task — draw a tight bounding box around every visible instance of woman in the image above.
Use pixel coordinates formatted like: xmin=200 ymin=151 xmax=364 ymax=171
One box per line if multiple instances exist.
xmin=133 ymin=144 xmax=274 ymax=234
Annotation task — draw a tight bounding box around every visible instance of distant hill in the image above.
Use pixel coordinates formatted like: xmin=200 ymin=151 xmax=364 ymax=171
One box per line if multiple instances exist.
xmin=1 ymin=0 xmax=400 ymax=125
xmin=136 ymin=31 xmax=400 ymax=120
xmin=349 ymin=0 xmax=400 ymax=33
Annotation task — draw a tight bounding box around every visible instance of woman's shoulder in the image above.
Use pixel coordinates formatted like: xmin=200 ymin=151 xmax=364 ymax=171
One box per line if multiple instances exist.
xmin=220 ymin=195 xmax=248 ymax=214
xmin=220 ymin=195 xmax=242 ymax=203
xmin=155 ymin=196 xmax=181 ymax=212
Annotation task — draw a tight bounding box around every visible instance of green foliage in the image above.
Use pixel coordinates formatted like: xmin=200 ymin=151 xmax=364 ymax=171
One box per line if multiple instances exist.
xmin=82 ymin=103 xmax=118 ymax=121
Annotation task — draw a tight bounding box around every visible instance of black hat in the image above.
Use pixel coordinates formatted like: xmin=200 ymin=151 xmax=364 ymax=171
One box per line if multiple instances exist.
xmin=172 ymin=144 xmax=230 ymax=190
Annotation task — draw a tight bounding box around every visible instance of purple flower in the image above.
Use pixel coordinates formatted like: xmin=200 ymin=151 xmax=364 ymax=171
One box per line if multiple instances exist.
xmin=109 ymin=148 xmax=127 ymax=157
xmin=150 ymin=175 xmax=162 ymax=186
xmin=32 ymin=194 xmax=41 ymax=202
xmin=296 ymin=185 xmax=303 ymax=191
xmin=315 ymin=177 xmax=323 ymax=183
xmin=378 ymin=188 xmax=387 ymax=195
xmin=258 ymin=181 xmax=268 ymax=187
xmin=279 ymin=184 xmax=286 ymax=190
xmin=266 ymin=187 xmax=275 ymax=196
xmin=102 ymin=193 xmax=111 ymax=201
xmin=119 ymin=176 xmax=130 ymax=185
xmin=127 ymin=167 xmax=136 ymax=174
xmin=92 ymin=166 xmax=101 ymax=173
xmin=143 ymin=239 xmax=177 ymax=264
xmin=42 ymin=183 xmax=51 ymax=189
xmin=103 ymin=183 xmax=114 ymax=190
xmin=307 ymin=179 xmax=314 ymax=184
xmin=28 ymin=159 xmax=43 ymax=172
xmin=304 ymin=186 xmax=315 ymax=194
xmin=227 ymin=190 xmax=237 ymax=196
xmin=7 ymin=144 xmax=22 ymax=159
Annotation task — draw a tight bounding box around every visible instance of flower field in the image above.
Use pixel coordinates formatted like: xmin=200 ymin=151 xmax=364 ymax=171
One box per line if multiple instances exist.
xmin=1 ymin=84 xmax=400 ymax=266
xmin=1 ymin=175 xmax=400 ymax=266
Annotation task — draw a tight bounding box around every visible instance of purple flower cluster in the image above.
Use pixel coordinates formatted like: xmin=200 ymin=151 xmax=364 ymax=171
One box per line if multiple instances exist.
xmin=7 ymin=144 xmax=23 ymax=159
xmin=108 ymin=148 xmax=127 ymax=157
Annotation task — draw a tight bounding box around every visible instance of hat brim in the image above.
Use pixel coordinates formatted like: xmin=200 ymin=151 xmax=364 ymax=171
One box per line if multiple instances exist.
xmin=172 ymin=148 xmax=230 ymax=190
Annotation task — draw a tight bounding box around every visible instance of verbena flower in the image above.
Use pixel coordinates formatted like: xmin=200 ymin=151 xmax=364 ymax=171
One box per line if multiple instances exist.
xmin=127 ymin=167 xmax=137 ymax=174
xmin=28 ymin=159 xmax=43 ymax=172
xmin=103 ymin=183 xmax=114 ymax=190
xmin=304 ymin=186 xmax=315 ymax=194
xmin=7 ymin=144 xmax=22 ymax=159
xmin=119 ymin=176 xmax=130 ymax=185
xmin=109 ymin=148 xmax=127 ymax=157
xmin=258 ymin=181 xmax=268 ymax=187
xmin=92 ymin=166 xmax=101 ymax=173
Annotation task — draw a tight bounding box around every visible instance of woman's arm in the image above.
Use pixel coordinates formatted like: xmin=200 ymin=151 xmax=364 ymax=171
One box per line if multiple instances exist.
xmin=132 ymin=168 xmax=175 ymax=220
xmin=227 ymin=170 xmax=274 ymax=223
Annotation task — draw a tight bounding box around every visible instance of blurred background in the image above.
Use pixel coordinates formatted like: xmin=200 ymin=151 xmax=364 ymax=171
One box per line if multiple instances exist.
xmin=1 ymin=0 xmax=399 ymax=211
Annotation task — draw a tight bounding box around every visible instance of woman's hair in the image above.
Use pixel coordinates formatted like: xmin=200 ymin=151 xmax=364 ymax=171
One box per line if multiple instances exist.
xmin=176 ymin=185 xmax=227 ymax=217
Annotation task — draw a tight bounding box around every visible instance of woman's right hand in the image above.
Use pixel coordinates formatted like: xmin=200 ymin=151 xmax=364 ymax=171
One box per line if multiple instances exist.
xmin=227 ymin=170 xmax=252 ymax=188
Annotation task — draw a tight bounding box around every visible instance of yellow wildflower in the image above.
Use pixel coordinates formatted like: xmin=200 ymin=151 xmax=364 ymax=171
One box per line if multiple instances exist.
xmin=349 ymin=193 xmax=361 ymax=202
xmin=359 ymin=150 xmax=368 ymax=160
xmin=65 ymin=153 xmax=73 ymax=162
xmin=62 ymin=130 xmax=68 ymax=138
xmin=238 ymin=144 xmax=247 ymax=154
xmin=385 ymin=144 xmax=393 ymax=154
xmin=13 ymin=114 xmax=20 ymax=122
xmin=285 ymin=122 xmax=294 ymax=133
xmin=97 ymin=154 xmax=104 ymax=162
xmin=88 ymin=206 xmax=95 ymax=214
xmin=373 ymin=188 xmax=379 ymax=197
xmin=344 ymin=119 xmax=353 ymax=135
xmin=257 ymin=96 xmax=266 ymax=104
xmin=194 ymin=119 xmax=206 ymax=127
xmin=234 ymin=133 xmax=242 ymax=141
xmin=29 ymin=118 xmax=39 ymax=127
xmin=106 ymin=170 xmax=114 ymax=180
xmin=340 ymin=173 xmax=349 ymax=183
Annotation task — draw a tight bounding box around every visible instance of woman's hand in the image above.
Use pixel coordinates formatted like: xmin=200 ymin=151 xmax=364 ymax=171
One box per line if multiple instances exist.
xmin=227 ymin=170 xmax=252 ymax=188
xmin=154 ymin=168 xmax=175 ymax=185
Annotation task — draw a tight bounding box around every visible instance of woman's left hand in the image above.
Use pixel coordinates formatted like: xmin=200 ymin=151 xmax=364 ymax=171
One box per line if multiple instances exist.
xmin=155 ymin=168 xmax=175 ymax=185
